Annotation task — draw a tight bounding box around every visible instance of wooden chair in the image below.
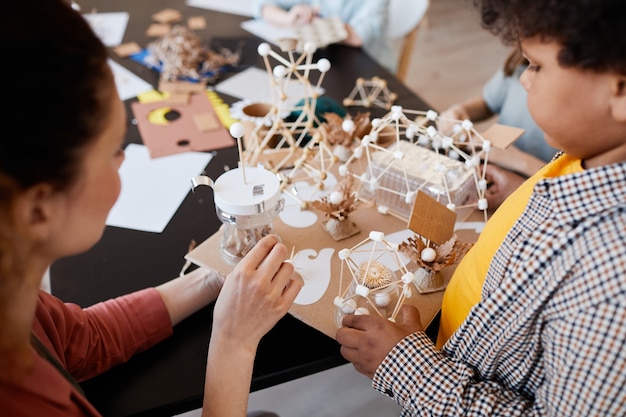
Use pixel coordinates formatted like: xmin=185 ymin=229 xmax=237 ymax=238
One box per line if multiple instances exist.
xmin=388 ymin=0 xmax=429 ymax=82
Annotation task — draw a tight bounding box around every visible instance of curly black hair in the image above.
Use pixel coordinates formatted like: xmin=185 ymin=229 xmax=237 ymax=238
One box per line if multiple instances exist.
xmin=472 ymin=0 xmax=626 ymax=75
xmin=0 ymin=0 xmax=111 ymax=192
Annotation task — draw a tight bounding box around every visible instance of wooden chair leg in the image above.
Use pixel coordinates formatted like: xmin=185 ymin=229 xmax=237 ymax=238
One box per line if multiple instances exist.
xmin=396 ymin=22 xmax=422 ymax=82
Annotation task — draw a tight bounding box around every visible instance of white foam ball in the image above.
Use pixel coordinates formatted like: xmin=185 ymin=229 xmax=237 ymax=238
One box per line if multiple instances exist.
xmin=334 ymin=145 xmax=350 ymax=162
xmin=461 ymin=119 xmax=473 ymax=130
xmin=273 ymin=65 xmax=287 ymax=78
xmin=329 ymin=191 xmax=343 ymax=205
xmin=369 ymin=231 xmax=384 ymax=241
xmin=229 ymin=122 xmax=246 ymax=139
xmin=304 ymin=42 xmax=317 ymax=54
xmin=405 ymin=125 xmax=416 ymax=139
xmin=342 ymin=119 xmax=355 ymax=133
xmin=421 ymin=247 xmax=436 ymax=262
xmin=257 ymin=43 xmax=271 ymax=56
xmin=317 ymin=58 xmax=331 ymax=73
xmin=374 ymin=293 xmax=391 ymax=307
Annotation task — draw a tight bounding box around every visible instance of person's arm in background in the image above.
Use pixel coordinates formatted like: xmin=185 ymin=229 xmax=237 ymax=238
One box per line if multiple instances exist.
xmin=486 ymin=145 xmax=545 ymax=178
xmin=341 ymin=0 xmax=388 ymax=47
xmin=255 ymin=0 xmax=317 ymax=27
xmin=202 ymin=235 xmax=302 ymax=417
xmin=438 ymin=95 xmax=495 ymax=133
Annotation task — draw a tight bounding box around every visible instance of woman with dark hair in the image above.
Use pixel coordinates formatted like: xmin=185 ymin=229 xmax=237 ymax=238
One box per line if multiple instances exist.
xmin=0 ymin=1 xmax=301 ymax=416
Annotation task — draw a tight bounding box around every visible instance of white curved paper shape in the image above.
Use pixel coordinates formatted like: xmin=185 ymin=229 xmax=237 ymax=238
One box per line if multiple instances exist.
xmin=293 ymin=248 xmax=335 ymax=305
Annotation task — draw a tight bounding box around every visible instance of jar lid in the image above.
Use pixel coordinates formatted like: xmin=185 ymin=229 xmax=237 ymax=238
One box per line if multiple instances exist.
xmin=213 ymin=166 xmax=282 ymax=215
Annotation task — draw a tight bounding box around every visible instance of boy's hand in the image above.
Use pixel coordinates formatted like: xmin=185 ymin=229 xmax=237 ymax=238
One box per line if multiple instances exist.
xmin=484 ymin=164 xmax=526 ymax=209
xmin=336 ymin=305 xmax=423 ymax=379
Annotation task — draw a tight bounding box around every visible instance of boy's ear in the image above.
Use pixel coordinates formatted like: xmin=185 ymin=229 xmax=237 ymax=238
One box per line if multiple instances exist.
xmin=609 ymin=78 xmax=626 ymax=122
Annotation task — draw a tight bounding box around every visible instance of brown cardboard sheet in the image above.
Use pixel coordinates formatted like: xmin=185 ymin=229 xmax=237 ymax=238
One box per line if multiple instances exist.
xmin=186 ymin=201 xmax=481 ymax=340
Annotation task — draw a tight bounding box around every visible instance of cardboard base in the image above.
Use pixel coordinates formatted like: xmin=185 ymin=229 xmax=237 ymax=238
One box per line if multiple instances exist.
xmin=187 ymin=203 xmax=482 ymax=340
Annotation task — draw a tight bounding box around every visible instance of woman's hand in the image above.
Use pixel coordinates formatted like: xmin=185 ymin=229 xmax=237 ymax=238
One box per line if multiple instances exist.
xmin=203 ymin=235 xmax=302 ymax=417
xmin=211 ymin=234 xmax=302 ymax=353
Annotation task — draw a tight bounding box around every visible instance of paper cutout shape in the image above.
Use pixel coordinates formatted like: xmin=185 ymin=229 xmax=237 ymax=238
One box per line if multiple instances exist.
xmin=131 ymin=92 xmax=234 ymax=158
xmin=152 ymin=8 xmax=183 ymax=24
xmin=480 ymin=123 xmax=525 ymax=149
xmin=408 ymin=191 xmax=457 ymax=245
xmin=146 ymin=23 xmax=171 ymax=37
xmin=187 ymin=16 xmax=207 ymax=30
xmin=292 ymin=248 xmax=335 ymax=305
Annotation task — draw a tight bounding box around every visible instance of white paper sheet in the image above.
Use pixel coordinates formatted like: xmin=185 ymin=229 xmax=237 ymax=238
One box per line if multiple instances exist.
xmin=82 ymin=12 xmax=129 ymax=46
xmin=186 ymin=0 xmax=255 ymax=17
xmin=106 ymin=144 xmax=213 ymax=233
xmin=108 ymin=60 xmax=154 ymax=101
xmin=215 ymin=67 xmax=324 ymax=109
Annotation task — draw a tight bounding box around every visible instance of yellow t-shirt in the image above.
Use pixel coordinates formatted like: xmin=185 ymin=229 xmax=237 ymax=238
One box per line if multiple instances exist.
xmin=436 ymin=154 xmax=583 ymax=348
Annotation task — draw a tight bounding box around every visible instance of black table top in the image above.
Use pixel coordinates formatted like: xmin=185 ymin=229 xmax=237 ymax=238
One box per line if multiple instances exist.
xmin=50 ymin=1 xmax=433 ymax=416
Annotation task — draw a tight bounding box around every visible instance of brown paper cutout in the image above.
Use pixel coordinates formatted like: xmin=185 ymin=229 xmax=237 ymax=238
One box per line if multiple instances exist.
xmin=146 ymin=23 xmax=171 ymax=37
xmin=152 ymin=8 xmax=183 ymax=24
xmin=408 ymin=191 xmax=457 ymax=245
xmin=112 ymin=42 xmax=142 ymax=58
xmin=187 ymin=16 xmax=207 ymax=30
xmin=481 ymin=123 xmax=525 ymax=149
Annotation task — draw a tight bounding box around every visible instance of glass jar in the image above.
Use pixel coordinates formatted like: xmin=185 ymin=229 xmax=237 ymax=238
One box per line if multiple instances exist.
xmin=216 ymin=198 xmax=284 ymax=264
xmin=215 ymin=166 xmax=283 ymax=264
xmin=193 ymin=165 xmax=284 ymax=265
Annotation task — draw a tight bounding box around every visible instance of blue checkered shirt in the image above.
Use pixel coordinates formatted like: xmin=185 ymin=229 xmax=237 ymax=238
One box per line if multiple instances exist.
xmin=373 ymin=158 xmax=626 ymax=416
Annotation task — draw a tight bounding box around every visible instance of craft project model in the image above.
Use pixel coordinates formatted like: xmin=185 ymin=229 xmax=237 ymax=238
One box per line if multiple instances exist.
xmin=343 ymin=77 xmax=398 ymax=110
xmin=309 ymin=175 xmax=365 ymax=241
xmin=334 ymin=230 xmax=417 ymax=325
xmin=242 ymin=40 xmax=330 ymax=174
xmin=334 ymin=190 xmax=473 ymax=324
xmin=338 ymin=105 xmax=524 ymax=222
xmin=145 ymin=24 xmax=240 ymax=84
